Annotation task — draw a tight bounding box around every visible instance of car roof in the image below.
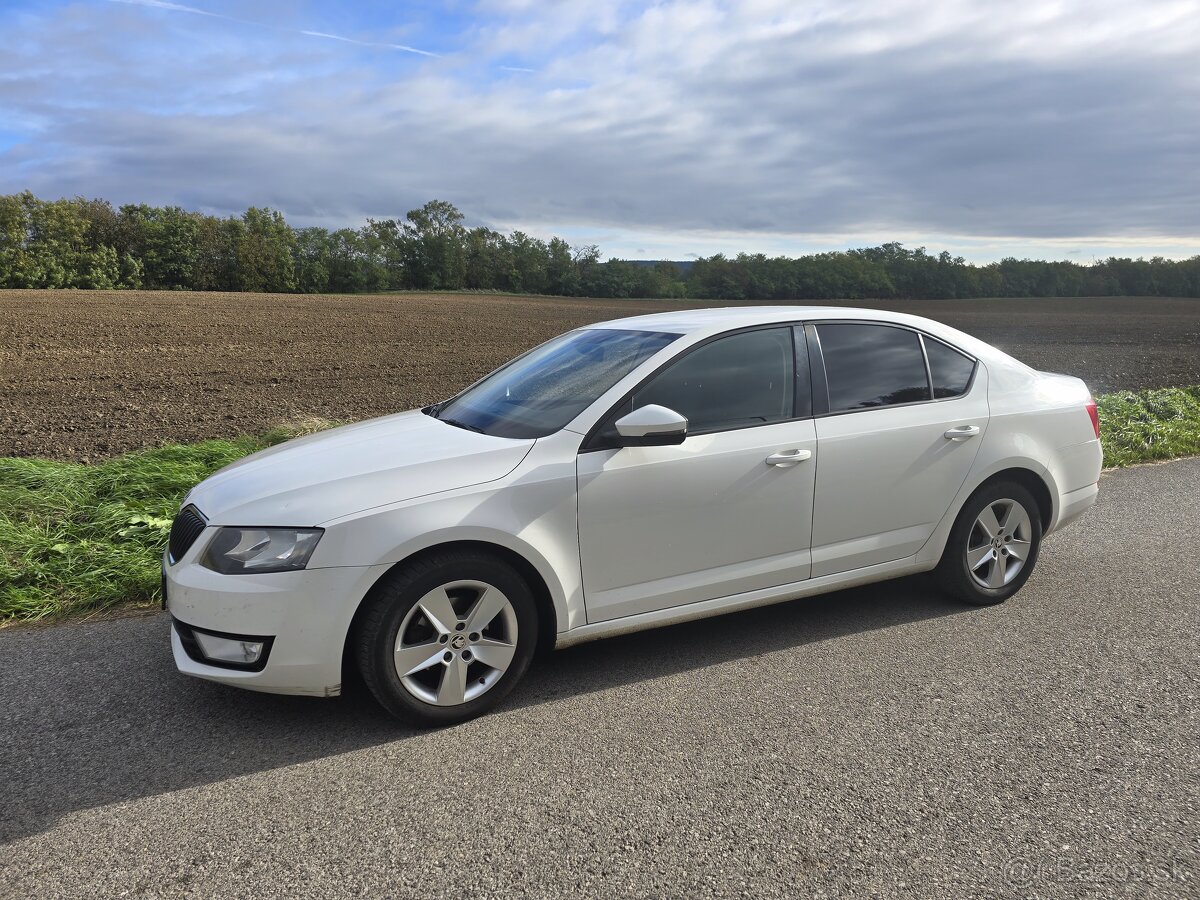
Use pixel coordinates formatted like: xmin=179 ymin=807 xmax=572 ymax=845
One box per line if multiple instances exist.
xmin=591 ymin=304 xmax=1018 ymax=369
xmin=596 ymin=305 xmax=946 ymax=334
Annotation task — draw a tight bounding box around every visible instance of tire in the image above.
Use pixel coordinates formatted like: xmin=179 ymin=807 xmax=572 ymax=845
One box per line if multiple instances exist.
xmin=354 ymin=549 xmax=539 ymax=726
xmin=936 ymin=480 xmax=1043 ymax=606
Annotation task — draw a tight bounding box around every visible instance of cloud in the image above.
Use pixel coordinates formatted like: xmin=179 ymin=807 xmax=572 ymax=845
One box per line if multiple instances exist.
xmin=2 ymin=0 xmax=1197 ymax=258
xmin=298 ymin=31 xmax=439 ymax=57
xmin=107 ymin=0 xmax=222 ymax=16
xmin=106 ymin=0 xmax=438 ymax=56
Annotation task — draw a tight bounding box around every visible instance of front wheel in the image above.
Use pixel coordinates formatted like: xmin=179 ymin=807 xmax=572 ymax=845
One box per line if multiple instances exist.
xmin=936 ymin=481 xmax=1043 ymax=606
xmin=354 ymin=550 xmax=539 ymax=726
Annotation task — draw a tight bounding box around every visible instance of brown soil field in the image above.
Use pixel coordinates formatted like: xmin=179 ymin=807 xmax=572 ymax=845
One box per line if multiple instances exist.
xmin=2 ymin=291 xmax=1198 ymax=461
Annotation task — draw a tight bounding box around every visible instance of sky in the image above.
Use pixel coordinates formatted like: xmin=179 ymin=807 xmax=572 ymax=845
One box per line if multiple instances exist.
xmin=1 ymin=0 xmax=1198 ymax=262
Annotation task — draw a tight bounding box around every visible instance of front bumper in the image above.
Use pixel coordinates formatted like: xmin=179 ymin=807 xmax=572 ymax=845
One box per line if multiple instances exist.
xmin=164 ymin=544 xmax=389 ymax=697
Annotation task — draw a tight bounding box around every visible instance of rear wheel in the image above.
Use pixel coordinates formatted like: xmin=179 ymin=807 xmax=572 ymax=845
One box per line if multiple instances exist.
xmin=937 ymin=481 xmax=1043 ymax=606
xmin=354 ymin=550 xmax=538 ymax=726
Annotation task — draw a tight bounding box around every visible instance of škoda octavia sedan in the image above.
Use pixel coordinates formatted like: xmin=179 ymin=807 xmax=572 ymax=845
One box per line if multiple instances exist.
xmin=165 ymin=307 xmax=1102 ymax=724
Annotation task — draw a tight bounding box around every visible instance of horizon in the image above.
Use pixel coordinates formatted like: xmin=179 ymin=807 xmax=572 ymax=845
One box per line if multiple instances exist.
xmin=6 ymin=189 xmax=1199 ymax=268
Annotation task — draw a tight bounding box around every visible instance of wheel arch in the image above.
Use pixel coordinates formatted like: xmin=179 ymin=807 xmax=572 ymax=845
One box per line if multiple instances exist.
xmin=342 ymin=539 xmax=561 ymax=682
xmin=925 ymin=462 xmax=1057 ymax=570
xmin=971 ymin=466 xmax=1054 ymax=532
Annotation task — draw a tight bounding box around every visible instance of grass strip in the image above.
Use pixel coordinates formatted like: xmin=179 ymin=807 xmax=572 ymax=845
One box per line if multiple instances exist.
xmin=0 ymin=420 xmax=336 ymax=623
xmin=1095 ymin=385 xmax=1200 ymax=468
xmin=3 ymin=388 xmax=1200 ymax=624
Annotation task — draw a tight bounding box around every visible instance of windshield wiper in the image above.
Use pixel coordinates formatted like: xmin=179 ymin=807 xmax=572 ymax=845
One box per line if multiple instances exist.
xmin=438 ymin=417 xmax=486 ymax=434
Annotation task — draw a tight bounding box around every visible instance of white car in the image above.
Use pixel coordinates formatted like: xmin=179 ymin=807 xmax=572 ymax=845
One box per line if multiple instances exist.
xmin=165 ymin=307 xmax=1102 ymax=725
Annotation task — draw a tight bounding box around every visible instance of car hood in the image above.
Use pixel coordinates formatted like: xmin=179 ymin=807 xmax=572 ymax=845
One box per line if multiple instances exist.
xmin=186 ymin=410 xmax=534 ymax=525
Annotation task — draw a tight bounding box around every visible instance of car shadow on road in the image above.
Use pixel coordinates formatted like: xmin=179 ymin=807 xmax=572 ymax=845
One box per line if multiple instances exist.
xmin=1 ymin=575 xmax=964 ymax=845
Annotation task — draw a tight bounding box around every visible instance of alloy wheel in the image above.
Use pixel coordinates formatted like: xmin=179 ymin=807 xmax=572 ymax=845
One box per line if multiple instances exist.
xmin=393 ymin=580 xmax=519 ymax=706
xmin=966 ymin=498 xmax=1033 ymax=590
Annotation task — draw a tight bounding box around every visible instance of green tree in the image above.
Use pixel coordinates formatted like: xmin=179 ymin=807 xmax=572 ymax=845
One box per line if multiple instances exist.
xmin=3 ymin=191 xmax=1199 ymax=300
xmin=361 ymin=219 xmax=407 ymax=290
xmin=293 ymin=227 xmax=332 ymax=293
xmin=120 ymin=204 xmax=200 ymax=289
xmin=0 ymin=194 xmax=134 ymax=289
xmin=236 ymin=207 xmax=297 ymax=292
xmin=503 ymin=231 xmax=549 ymax=293
xmin=0 ymin=193 xmax=31 ymax=287
xmin=326 ymin=228 xmax=378 ymax=292
xmin=403 ymin=200 xmax=466 ymax=289
xmin=545 ymin=237 xmax=577 ymax=295
xmin=463 ymin=227 xmax=506 ymax=289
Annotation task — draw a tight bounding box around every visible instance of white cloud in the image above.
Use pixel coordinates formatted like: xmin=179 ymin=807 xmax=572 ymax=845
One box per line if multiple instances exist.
xmin=298 ymin=31 xmax=439 ymax=57
xmin=105 ymin=0 xmax=439 ymax=55
xmin=106 ymin=0 xmax=223 ymax=16
xmin=1 ymin=0 xmax=1197 ymax=259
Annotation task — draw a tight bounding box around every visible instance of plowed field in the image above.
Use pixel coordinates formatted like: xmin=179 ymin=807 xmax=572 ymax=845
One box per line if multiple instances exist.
xmin=2 ymin=291 xmax=1197 ymax=460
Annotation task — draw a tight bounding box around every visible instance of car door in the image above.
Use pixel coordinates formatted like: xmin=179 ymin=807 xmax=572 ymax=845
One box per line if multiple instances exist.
xmin=808 ymin=322 xmax=988 ymax=577
xmin=576 ymin=325 xmax=818 ymax=623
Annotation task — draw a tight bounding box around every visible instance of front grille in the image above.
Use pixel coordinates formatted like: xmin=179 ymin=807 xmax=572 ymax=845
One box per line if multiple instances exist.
xmin=168 ymin=504 xmax=207 ymax=563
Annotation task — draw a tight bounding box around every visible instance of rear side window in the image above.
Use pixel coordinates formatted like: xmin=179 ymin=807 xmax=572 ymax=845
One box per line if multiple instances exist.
xmin=632 ymin=327 xmax=795 ymax=432
xmin=817 ymin=323 xmax=931 ymax=412
xmin=924 ymin=337 xmax=976 ymax=398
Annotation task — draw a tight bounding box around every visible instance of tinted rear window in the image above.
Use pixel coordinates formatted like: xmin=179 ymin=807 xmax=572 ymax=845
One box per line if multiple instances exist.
xmin=924 ymin=337 xmax=976 ymax=398
xmin=818 ymin=323 xmax=931 ymax=412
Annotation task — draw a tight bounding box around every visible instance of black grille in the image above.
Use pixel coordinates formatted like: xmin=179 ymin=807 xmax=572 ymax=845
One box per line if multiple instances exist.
xmin=168 ymin=504 xmax=207 ymax=563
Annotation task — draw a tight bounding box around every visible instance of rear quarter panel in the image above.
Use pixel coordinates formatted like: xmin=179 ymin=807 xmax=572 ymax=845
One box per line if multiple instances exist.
xmin=970 ymin=360 xmax=1102 ymax=530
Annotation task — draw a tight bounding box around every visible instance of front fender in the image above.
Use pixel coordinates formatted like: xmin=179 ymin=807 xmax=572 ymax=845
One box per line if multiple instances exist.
xmin=313 ymin=438 xmax=582 ymax=633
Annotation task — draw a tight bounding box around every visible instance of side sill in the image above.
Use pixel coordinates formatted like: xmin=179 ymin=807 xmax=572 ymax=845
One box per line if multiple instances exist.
xmin=556 ymin=555 xmax=932 ymax=650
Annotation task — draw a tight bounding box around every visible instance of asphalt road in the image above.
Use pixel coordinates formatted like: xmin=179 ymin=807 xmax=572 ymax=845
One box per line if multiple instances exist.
xmin=2 ymin=459 xmax=1197 ymax=899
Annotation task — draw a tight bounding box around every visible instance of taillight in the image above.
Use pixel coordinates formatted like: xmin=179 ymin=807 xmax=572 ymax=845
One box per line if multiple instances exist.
xmin=1085 ymin=398 xmax=1100 ymax=439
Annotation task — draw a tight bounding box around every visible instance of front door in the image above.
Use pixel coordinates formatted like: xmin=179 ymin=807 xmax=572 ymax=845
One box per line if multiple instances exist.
xmin=577 ymin=326 xmax=818 ymax=623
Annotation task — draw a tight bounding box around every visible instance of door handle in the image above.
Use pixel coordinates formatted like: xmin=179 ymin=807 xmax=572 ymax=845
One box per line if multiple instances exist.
xmin=944 ymin=425 xmax=981 ymax=441
xmin=765 ymin=449 xmax=812 ymax=467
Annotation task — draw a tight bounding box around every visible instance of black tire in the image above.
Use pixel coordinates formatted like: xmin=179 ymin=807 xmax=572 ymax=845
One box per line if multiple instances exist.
xmin=354 ymin=549 xmax=539 ymax=726
xmin=936 ymin=480 xmax=1043 ymax=606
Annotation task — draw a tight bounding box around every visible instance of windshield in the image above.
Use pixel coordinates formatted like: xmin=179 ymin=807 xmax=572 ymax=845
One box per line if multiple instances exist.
xmin=430 ymin=328 xmax=679 ymax=439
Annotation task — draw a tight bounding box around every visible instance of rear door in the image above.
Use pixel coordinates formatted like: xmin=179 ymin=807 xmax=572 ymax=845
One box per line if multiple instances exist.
xmin=808 ymin=322 xmax=988 ymax=576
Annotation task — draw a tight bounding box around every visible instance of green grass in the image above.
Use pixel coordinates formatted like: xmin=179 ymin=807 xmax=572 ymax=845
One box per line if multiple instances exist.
xmin=2 ymin=388 xmax=1200 ymax=625
xmin=1096 ymin=385 xmax=1200 ymax=468
xmin=0 ymin=419 xmax=337 ymax=623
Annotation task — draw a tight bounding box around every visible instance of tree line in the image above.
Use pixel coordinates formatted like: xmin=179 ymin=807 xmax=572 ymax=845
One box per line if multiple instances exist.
xmin=1 ymin=191 xmax=1197 ymax=299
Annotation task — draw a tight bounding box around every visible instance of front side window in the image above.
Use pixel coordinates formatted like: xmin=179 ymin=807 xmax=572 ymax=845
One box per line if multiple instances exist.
xmin=630 ymin=327 xmax=796 ymax=432
xmin=818 ymin=323 xmax=931 ymax=412
xmin=431 ymin=328 xmax=678 ymax=438
xmin=924 ymin=336 xmax=976 ymax=398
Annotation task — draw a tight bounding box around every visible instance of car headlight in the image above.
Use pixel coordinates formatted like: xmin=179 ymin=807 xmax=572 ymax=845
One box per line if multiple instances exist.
xmin=200 ymin=527 xmax=323 ymax=574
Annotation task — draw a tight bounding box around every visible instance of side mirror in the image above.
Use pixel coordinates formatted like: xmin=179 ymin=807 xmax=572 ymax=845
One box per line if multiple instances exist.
xmin=614 ymin=404 xmax=688 ymax=447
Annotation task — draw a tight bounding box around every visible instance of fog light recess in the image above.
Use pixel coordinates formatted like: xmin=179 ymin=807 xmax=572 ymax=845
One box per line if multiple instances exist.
xmin=193 ymin=631 xmax=265 ymax=665
xmin=173 ymin=618 xmax=274 ymax=672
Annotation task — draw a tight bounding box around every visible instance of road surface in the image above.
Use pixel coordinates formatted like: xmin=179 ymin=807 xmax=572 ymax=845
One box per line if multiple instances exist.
xmin=2 ymin=458 xmax=1197 ymax=898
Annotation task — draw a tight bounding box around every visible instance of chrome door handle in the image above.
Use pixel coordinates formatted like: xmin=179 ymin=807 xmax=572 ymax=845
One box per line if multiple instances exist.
xmin=766 ymin=449 xmax=812 ymax=467
xmin=944 ymin=425 xmax=981 ymax=441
